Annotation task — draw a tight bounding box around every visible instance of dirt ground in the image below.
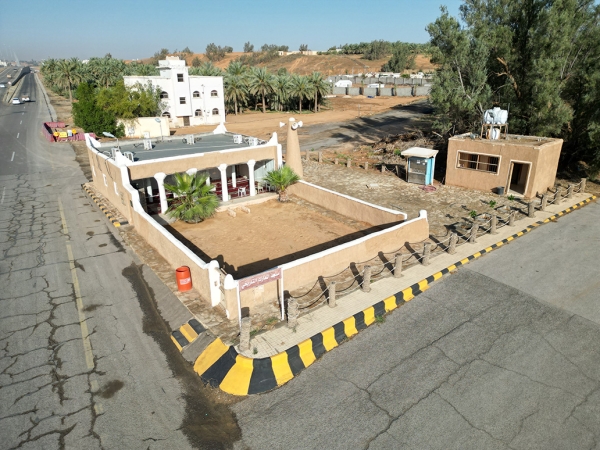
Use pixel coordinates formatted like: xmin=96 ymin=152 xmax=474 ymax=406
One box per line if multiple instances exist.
xmin=173 ymin=95 xmax=426 ymax=142
xmin=167 ymin=197 xmax=375 ymax=278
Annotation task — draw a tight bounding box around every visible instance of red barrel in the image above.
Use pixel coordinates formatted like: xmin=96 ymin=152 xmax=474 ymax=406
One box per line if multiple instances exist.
xmin=176 ymin=266 xmax=192 ymax=291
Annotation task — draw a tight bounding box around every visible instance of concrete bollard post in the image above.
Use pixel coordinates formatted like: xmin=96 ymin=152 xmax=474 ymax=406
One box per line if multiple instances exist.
xmin=305 ymin=151 xmax=310 ymax=161
xmin=555 ymin=188 xmax=562 ymax=205
xmin=365 ymin=162 xmax=369 ymax=171
xmin=328 ymin=281 xmax=337 ymax=308
xmin=318 ymin=152 xmax=323 ymax=163
xmin=422 ymin=243 xmax=431 ymax=266
xmin=362 ymin=265 xmax=372 ymax=292
xmin=509 ymin=211 xmax=516 ymax=227
xmin=287 ymin=298 xmax=299 ymax=329
xmin=394 ymin=254 xmax=403 ymax=278
xmin=580 ymin=178 xmax=587 ymax=193
xmin=491 ymin=214 xmax=498 ymax=234
xmin=541 ymin=194 xmax=548 ymax=211
xmin=566 ymin=185 xmax=573 ymax=199
xmin=347 ymin=159 xmax=351 ymax=168
xmin=528 ymin=201 xmax=535 ymax=218
xmin=469 ymin=223 xmax=479 ymax=244
xmin=240 ymin=317 xmax=251 ymax=352
xmin=448 ymin=233 xmax=457 ymax=254
xmin=381 ymin=165 xmax=385 ymax=173
xmin=334 ymin=158 xmax=339 ymax=165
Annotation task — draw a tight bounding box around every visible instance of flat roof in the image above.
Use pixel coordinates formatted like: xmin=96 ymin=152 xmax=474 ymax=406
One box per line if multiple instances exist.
xmin=401 ymin=147 xmax=438 ymax=158
xmin=450 ymin=133 xmax=561 ymax=147
xmin=109 ymin=132 xmax=267 ymax=162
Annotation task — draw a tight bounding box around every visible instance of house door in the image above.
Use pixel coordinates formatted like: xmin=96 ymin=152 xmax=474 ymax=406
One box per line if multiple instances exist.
xmin=507 ymin=162 xmax=530 ymax=195
xmin=183 ymin=116 xmax=190 ymax=127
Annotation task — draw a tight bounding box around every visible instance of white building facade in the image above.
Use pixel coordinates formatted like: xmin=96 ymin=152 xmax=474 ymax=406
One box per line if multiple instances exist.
xmin=124 ymin=56 xmax=225 ymax=128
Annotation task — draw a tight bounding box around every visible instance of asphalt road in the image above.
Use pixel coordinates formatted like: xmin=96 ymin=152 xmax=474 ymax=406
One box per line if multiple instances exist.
xmin=0 ymin=74 xmax=239 ymax=448
xmin=232 ymin=201 xmax=600 ymax=449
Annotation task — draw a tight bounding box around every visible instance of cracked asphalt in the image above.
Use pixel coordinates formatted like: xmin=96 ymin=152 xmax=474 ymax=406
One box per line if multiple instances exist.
xmin=232 ymin=202 xmax=600 ymax=449
xmin=1 ymin=73 xmax=239 ymax=448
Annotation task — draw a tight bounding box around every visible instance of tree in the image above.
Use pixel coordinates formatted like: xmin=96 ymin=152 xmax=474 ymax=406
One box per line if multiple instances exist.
xmin=248 ymin=67 xmax=275 ymax=113
xmin=164 ymin=173 xmax=219 ymax=223
xmin=95 ymin=81 xmax=162 ymax=120
xmin=299 ymin=44 xmax=308 ymax=52
xmin=381 ymin=44 xmax=416 ymax=72
xmin=225 ymin=62 xmax=248 ymax=115
xmin=272 ymin=74 xmax=292 ymax=112
xmin=181 ymin=46 xmax=193 ymax=55
xmin=223 ymin=46 xmax=233 ymax=53
xmin=264 ymin=166 xmax=300 ymax=202
xmin=289 ymin=74 xmax=314 ymax=113
xmin=189 ymin=61 xmax=222 ymax=76
xmin=205 ymin=43 xmax=226 ymax=62
xmin=55 ymin=58 xmax=84 ymax=103
xmin=191 ymin=56 xmax=202 ymax=67
xmin=363 ymin=40 xmax=390 ymax=60
xmin=308 ymin=72 xmax=330 ymax=112
xmin=72 ymin=83 xmax=123 ymax=136
xmin=243 ymin=42 xmax=254 ymax=53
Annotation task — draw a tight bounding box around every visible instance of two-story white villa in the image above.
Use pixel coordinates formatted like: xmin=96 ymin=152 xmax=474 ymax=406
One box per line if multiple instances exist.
xmin=124 ymin=56 xmax=225 ymax=128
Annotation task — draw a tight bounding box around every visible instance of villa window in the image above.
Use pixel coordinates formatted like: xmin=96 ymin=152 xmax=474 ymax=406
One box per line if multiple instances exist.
xmin=210 ymin=90 xmax=218 ymax=97
xmin=457 ymin=151 xmax=499 ymax=174
xmin=160 ymin=91 xmax=168 ymax=99
xmin=177 ymin=73 xmax=184 ymax=82
xmin=194 ymin=109 xmax=202 ymax=117
xmin=179 ymin=97 xmax=186 ymax=105
xmin=212 ymin=108 xmax=219 ymax=115
xmin=193 ymin=91 xmax=200 ymax=98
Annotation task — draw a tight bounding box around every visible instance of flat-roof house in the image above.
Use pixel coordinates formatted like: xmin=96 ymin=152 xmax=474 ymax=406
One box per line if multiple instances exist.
xmin=124 ymin=56 xmax=225 ymax=128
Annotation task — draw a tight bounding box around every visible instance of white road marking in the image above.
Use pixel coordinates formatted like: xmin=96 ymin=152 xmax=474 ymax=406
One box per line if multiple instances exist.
xmin=16 ymin=133 xmax=19 ymax=138
xmin=20 ymin=120 xmax=22 ymax=124
xmin=11 ymin=152 xmax=15 ymax=161
xmin=1 ymin=187 xmax=5 ymax=204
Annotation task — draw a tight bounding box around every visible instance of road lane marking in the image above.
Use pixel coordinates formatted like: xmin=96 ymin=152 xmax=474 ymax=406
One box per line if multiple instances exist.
xmin=11 ymin=152 xmax=15 ymax=161
xmin=20 ymin=120 xmax=22 ymax=124
xmin=16 ymin=133 xmax=19 ymax=138
xmin=1 ymin=187 xmax=5 ymax=204
xmin=58 ymin=198 xmax=95 ymax=370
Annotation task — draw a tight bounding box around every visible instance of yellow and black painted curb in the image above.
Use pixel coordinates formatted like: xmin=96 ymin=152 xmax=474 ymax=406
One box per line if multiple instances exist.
xmin=171 ymin=318 xmax=206 ymax=351
xmin=191 ymin=195 xmax=597 ymax=396
xmin=81 ymin=184 xmax=128 ymax=228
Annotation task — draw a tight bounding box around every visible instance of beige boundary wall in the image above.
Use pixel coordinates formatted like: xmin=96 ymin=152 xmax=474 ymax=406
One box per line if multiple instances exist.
xmin=117 ymin=117 xmax=170 ymax=139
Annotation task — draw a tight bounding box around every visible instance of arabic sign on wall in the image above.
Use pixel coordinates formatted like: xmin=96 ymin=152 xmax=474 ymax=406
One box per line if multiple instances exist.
xmin=239 ymin=268 xmax=282 ymax=291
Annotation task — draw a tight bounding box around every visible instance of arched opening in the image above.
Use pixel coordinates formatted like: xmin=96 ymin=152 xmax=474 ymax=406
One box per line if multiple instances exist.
xmin=194 ymin=109 xmax=203 ymax=117
xmin=210 ymin=90 xmax=218 ymax=97
xmin=193 ymin=91 xmax=200 ymax=98
xmin=212 ymin=108 xmax=219 ymax=115
xmin=162 ymin=112 xmax=171 ymax=118
xmin=160 ymin=91 xmax=169 ymax=99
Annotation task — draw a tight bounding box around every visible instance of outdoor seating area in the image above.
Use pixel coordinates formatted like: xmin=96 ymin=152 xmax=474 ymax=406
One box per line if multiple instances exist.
xmin=212 ymin=178 xmax=275 ymax=201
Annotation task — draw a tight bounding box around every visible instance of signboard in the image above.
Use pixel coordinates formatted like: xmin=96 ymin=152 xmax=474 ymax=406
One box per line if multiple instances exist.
xmin=239 ymin=268 xmax=282 ymax=291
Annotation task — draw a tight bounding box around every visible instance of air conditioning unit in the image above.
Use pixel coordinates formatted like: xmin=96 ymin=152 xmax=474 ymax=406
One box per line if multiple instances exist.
xmin=123 ymin=151 xmax=134 ymax=162
xmin=233 ymin=134 xmax=243 ymax=144
xmin=143 ymin=139 xmax=153 ymax=150
xmin=110 ymin=147 xmax=120 ymax=158
xmin=248 ymin=137 xmax=258 ymax=146
xmin=143 ymin=131 xmax=150 ymax=139
xmin=186 ymin=134 xmax=195 ymax=145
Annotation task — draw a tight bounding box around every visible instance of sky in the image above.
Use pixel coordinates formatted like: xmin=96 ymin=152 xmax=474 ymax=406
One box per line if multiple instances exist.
xmin=0 ymin=0 xmax=463 ymax=62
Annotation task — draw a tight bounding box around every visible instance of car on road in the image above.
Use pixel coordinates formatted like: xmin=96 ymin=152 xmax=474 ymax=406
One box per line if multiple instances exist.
xmin=12 ymin=98 xmax=21 ymax=105
xmin=0 ymin=84 xmax=5 ymax=88
xmin=21 ymin=94 xmax=30 ymax=102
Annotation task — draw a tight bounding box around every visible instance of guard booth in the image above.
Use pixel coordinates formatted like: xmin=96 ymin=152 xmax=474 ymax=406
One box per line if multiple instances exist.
xmin=400 ymin=147 xmax=439 ymax=186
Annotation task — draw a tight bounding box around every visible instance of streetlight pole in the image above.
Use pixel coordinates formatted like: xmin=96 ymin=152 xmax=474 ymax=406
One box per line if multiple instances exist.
xmin=102 ymin=131 xmax=119 ymax=149
xmin=155 ymin=117 xmax=163 ymax=142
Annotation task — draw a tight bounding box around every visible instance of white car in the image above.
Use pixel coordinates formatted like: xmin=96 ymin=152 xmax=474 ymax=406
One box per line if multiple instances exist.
xmin=21 ymin=94 xmax=30 ymax=102
xmin=12 ymin=98 xmax=21 ymax=105
xmin=0 ymin=84 xmax=5 ymax=88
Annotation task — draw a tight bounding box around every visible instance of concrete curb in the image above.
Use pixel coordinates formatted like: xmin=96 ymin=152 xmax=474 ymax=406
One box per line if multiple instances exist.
xmin=171 ymin=318 xmax=206 ymax=351
xmin=190 ymin=195 xmax=597 ymax=396
xmin=81 ymin=184 xmax=128 ymax=228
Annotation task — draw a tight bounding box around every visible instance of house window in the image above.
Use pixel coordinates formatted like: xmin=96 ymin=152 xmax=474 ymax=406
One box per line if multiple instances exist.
xmin=177 ymin=73 xmax=184 ymax=82
xmin=193 ymin=91 xmax=200 ymax=98
xmin=210 ymin=90 xmax=218 ymax=97
xmin=162 ymin=112 xmax=171 ymax=118
xmin=457 ymin=152 xmax=499 ymax=174
xmin=160 ymin=91 xmax=168 ymax=99
xmin=212 ymin=108 xmax=219 ymax=115
xmin=179 ymin=97 xmax=186 ymax=105
xmin=194 ymin=109 xmax=202 ymax=117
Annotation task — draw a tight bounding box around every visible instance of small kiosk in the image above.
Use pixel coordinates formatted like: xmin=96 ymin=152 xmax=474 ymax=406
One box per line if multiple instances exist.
xmin=400 ymin=147 xmax=439 ymax=186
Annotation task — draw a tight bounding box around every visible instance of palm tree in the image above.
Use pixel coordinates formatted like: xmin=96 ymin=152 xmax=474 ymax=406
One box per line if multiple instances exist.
xmin=308 ymin=72 xmax=331 ymax=112
xmin=224 ymin=73 xmax=248 ymax=115
xmin=289 ymin=74 xmax=314 ymax=113
xmin=55 ymin=58 xmax=84 ymax=103
xmin=164 ymin=173 xmax=219 ymax=223
xmin=264 ymin=166 xmax=300 ymax=202
xmin=248 ymin=67 xmax=275 ymax=113
xmin=272 ymin=74 xmax=292 ymax=112
xmin=191 ymin=61 xmax=223 ymax=76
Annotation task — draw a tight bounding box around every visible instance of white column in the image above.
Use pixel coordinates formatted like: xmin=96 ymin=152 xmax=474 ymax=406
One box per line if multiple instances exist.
xmin=206 ymin=176 xmax=211 ymax=186
xmin=146 ymin=179 xmax=153 ymax=203
xmin=247 ymin=159 xmax=256 ymax=196
xmin=218 ymin=164 xmax=228 ymax=202
xmin=186 ymin=168 xmax=197 ymax=177
xmin=154 ymin=172 xmax=168 ymax=214
xmin=231 ymin=165 xmax=237 ymax=188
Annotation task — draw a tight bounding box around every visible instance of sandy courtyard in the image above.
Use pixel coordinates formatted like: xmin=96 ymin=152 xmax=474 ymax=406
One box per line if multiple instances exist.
xmin=166 ymin=198 xmax=376 ymax=278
